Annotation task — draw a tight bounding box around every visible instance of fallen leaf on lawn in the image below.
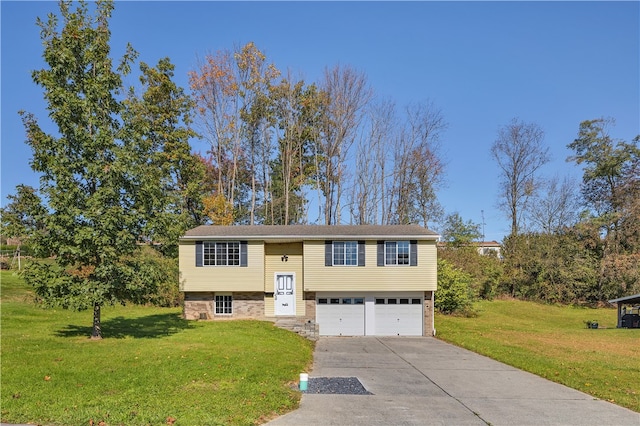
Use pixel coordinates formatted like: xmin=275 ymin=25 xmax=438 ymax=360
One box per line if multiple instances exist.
xmin=167 ymin=416 xmax=177 ymax=425
xmin=44 ymin=376 xmax=51 ymax=381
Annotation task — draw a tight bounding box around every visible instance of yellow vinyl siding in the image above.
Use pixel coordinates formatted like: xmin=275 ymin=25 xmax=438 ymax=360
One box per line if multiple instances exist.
xmin=303 ymin=240 xmax=437 ymax=292
xmin=264 ymin=242 xmax=304 ymax=316
xmin=179 ymin=241 xmax=264 ymax=292
xmin=264 ymin=294 xmax=275 ymax=317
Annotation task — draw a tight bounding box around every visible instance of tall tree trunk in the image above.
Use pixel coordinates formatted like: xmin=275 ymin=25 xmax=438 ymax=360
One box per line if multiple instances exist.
xmin=250 ymin=137 xmax=256 ymax=225
xmin=314 ymin=145 xmax=323 ymax=223
xmin=250 ymin=173 xmax=256 ymax=225
xmin=91 ymin=303 xmax=102 ymax=340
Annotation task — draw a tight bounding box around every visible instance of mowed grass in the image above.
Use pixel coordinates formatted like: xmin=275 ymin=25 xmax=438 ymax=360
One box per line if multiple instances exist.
xmin=1 ymin=271 xmax=314 ymax=425
xmin=435 ymin=299 xmax=639 ymax=412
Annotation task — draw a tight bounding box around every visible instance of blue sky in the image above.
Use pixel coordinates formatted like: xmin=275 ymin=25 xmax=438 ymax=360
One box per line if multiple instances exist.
xmin=2 ymin=1 xmax=638 ymax=241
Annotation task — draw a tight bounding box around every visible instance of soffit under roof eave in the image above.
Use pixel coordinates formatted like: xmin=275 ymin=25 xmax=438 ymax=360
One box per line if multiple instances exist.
xmin=179 ymin=234 xmax=440 ymax=242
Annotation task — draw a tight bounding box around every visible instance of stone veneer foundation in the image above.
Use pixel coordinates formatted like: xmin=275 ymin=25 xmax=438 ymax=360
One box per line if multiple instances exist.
xmin=184 ymin=290 xmax=435 ymax=337
xmin=304 ymin=291 xmax=316 ymax=318
xmin=423 ymin=291 xmax=434 ymax=336
xmin=183 ymin=292 xmax=265 ymax=320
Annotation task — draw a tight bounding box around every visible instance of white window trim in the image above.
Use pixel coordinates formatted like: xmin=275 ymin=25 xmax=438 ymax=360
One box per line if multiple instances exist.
xmin=332 ymin=241 xmax=358 ymax=266
xmin=385 ymin=241 xmax=410 ymax=266
xmin=203 ymin=241 xmax=240 ymax=267
xmin=214 ymin=293 xmax=233 ymax=315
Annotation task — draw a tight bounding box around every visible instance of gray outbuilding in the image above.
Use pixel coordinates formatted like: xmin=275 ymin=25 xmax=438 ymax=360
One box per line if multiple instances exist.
xmin=608 ymin=293 xmax=640 ymax=328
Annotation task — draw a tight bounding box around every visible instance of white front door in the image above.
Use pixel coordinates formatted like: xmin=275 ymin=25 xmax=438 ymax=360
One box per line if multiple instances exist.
xmin=275 ymin=273 xmax=295 ymax=316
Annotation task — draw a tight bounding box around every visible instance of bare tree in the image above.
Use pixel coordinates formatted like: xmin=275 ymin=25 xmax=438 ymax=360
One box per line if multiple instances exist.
xmin=189 ymin=49 xmax=243 ymax=217
xmin=529 ymin=175 xmax=580 ymax=234
xmin=351 ymin=134 xmax=377 ymax=224
xmin=351 ymin=98 xmax=396 ymax=225
xmin=350 ymin=99 xmax=446 ymax=228
xmin=491 ymin=118 xmax=550 ymax=236
xmin=390 ymin=127 xmax=414 ymax=224
xmin=404 ymin=102 xmax=446 ymax=228
xmin=318 ymin=65 xmax=372 ymax=224
xmin=388 ymin=102 xmax=446 ymax=227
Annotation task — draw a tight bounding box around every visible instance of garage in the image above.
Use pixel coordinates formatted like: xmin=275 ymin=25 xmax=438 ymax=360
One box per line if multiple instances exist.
xmin=316 ymin=293 xmax=423 ymax=336
xmin=316 ymin=296 xmax=365 ymax=336
xmin=374 ymin=297 xmax=423 ymax=336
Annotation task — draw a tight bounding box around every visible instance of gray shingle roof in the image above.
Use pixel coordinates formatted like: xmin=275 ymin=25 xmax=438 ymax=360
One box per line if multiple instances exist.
xmin=608 ymin=293 xmax=640 ymax=304
xmin=181 ymin=224 xmax=439 ymax=240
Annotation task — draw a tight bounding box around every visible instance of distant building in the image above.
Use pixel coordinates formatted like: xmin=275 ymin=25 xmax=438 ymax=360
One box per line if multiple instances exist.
xmin=475 ymin=241 xmax=502 ymax=258
xmin=437 ymin=240 xmax=502 ymax=259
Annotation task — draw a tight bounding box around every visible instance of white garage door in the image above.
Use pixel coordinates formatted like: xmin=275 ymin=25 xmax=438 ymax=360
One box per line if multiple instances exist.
xmin=374 ymin=297 xmax=423 ymax=336
xmin=316 ymin=296 xmax=365 ymax=336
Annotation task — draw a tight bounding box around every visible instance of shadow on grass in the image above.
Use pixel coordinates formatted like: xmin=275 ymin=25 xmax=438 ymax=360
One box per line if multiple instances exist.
xmin=56 ymin=312 xmax=195 ymax=339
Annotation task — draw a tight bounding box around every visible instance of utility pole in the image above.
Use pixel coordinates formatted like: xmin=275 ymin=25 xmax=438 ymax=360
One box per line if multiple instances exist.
xmin=481 ymin=210 xmax=486 ymax=255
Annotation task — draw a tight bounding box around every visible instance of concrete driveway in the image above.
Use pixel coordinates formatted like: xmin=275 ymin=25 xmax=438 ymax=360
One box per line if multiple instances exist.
xmin=268 ymin=337 xmax=640 ymax=426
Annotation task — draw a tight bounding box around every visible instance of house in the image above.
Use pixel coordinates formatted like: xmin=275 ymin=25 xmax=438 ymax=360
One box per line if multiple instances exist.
xmin=476 ymin=241 xmax=502 ymax=258
xmin=437 ymin=240 xmax=502 ymax=258
xmin=179 ymin=224 xmax=439 ymax=336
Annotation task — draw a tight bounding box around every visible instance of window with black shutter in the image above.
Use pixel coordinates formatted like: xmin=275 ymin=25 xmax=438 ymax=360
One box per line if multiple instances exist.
xmin=195 ymin=241 xmax=247 ymax=267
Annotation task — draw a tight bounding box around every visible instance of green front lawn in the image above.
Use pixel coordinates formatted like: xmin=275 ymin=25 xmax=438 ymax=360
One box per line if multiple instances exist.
xmin=1 ymin=271 xmax=314 ymax=425
xmin=436 ymin=299 xmax=639 ymax=412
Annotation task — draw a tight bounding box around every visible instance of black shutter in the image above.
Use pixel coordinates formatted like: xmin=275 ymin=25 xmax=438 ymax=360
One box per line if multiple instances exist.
xmin=377 ymin=240 xmax=385 ymax=266
xmin=358 ymin=241 xmax=365 ymax=266
xmin=240 ymin=241 xmax=248 ymax=267
xmin=410 ymin=240 xmax=418 ymax=266
xmin=325 ymin=240 xmax=333 ymax=266
xmin=195 ymin=241 xmax=203 ymax=267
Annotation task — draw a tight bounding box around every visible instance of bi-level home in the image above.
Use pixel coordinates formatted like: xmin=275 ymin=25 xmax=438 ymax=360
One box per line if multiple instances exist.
xmin=179 ymin=224 xmax=439 ymax=336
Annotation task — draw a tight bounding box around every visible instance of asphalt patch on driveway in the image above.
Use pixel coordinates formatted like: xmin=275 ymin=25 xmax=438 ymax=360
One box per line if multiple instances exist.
xmin=303 ymin=377 xmax=373 ymax=395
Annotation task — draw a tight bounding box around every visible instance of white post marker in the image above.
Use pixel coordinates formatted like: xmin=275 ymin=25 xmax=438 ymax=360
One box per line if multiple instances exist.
xmin=299 ymin=373 xmax=309 ymax=391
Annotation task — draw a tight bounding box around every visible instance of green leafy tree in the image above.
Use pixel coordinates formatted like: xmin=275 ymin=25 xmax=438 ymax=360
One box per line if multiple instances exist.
xmin=567 ymin=118 xmax=639 ymax=238
xmin=121 ymin=58 xmax=205 ymax=256
xmin=122 ymin=245 xmax=182 ymax=307
xmin=0 ymin=185 xmax=48 ymax=247
xmin=268 ymin=75 xmax=321 ymax=224
xmin=441 ymin=212 xmax=481 ymax=247
xmin=438 ymin=213 xmax=502 ymax=300
xmin=19 ymin=1 xmax=189 ymax=338
xmin=500 ymin=231 xmax=600 ymax=303
xmin=568 ymin=118 xmax=640 ymax=299
xmin=436 ymin=259 xmax=474 ymax=314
